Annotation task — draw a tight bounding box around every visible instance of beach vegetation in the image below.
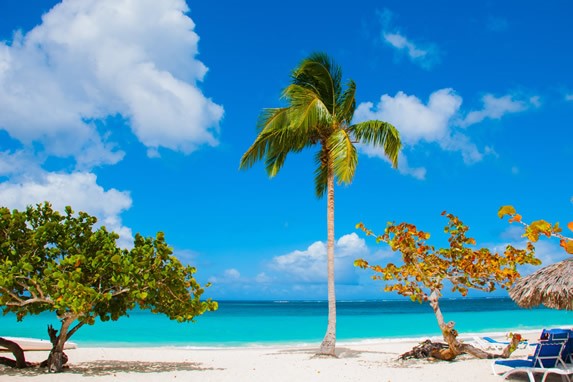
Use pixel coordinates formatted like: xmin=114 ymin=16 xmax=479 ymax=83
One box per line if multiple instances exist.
xmin=0 ymin=202 xmax=217 ymax=372
xmin=499 ymin=205 xmax=573 ymax=254
xmin=354 ymin=211 xmax=540 ymax=360
xmin=240 ymin=52 xmax=401 ymax=356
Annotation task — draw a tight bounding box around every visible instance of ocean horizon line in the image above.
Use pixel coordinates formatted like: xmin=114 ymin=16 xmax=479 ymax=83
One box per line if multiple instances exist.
xmin=210 ymin=296 xmax=511 ymax=303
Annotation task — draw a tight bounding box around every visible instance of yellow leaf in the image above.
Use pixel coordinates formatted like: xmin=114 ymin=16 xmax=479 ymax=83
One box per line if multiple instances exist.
xmin=498 ymin=205 xmax=516 ymax=219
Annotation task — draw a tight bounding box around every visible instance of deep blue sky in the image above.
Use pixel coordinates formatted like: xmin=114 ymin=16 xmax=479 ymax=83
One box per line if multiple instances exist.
xmin=0 ymin=0 xmax=571 ymax=300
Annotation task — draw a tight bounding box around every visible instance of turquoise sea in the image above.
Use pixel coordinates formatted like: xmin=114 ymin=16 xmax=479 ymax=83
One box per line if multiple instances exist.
xmin=1 ymin=298 xmax=571 ymax=347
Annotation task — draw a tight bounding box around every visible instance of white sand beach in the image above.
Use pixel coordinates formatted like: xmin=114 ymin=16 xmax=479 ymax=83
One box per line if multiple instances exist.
xmin=1 ymin=332 xmax=564 ymax=382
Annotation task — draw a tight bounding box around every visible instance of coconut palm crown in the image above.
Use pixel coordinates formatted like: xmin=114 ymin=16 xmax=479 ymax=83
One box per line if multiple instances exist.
xmin=240 ymin=52 xmax=402 ymax=355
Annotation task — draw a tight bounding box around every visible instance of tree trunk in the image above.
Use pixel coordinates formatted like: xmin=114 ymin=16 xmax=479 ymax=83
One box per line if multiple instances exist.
xmin=428 ymin=289 xmax=463 ymax=359
xmin=427 ymin=289 xmax=521 ymax=360
xmin=0 ymin=337 xmax=28 ymax=368
xmin=45 ymin=321 xmax=72 ymax=372
xmin=318 ymin=165 xmax=336 ymax=356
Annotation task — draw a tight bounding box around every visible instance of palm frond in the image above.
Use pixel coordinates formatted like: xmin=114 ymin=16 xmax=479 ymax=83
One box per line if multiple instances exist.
xmin=338 ymin=80 xmax=356 ymax=125
xmin=283 ymin=84 xmax=332 ymax=136
xmin=291 ymin=52 xmax=341 ymax=115
xmin=240 ymin=108 xmax=316 ymax=175
xmin=349 ymin=120 xmax=402 ymax=168
xmin=306 ymin=52 xmax=342 ymax=102
xmin=328 ymin=129 xmax=358 ymax=185
xmin=265 ymin=150 xmax=288 ymax=178
xmin=240 ymin=108 xmax=290 ymax=170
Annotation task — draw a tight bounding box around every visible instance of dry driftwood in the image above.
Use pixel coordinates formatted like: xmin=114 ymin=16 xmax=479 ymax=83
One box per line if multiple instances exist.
xmin=399 ymin=340 xmax=449 ymax=360
xmin=399 ymin=332 xmax=522 ymax=361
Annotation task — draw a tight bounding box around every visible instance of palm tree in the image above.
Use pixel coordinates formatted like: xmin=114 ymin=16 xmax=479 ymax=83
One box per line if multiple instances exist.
xmin=240 ymin=52 xmax=402 ymax=356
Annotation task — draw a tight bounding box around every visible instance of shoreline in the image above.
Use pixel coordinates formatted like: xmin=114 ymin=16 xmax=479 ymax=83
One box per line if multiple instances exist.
xmin=51 ymin=326 xmax=568 ymax=349
xmin=1 ymin=331 xmax=549 ymax=382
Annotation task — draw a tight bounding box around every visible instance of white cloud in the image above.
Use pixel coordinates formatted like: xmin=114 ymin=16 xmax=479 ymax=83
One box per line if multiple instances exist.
xmin=378 ymin=8 xmax=439 ymax=69
xmin=0 ymin=172 xmax=133 ymax=248
xmin=224 ymin=268 xmax=241 ymax=280
xmin=383 ymin=32 xmax=439 ymax=69
xmin=0 ymin=0 xmax=223 ymax=167
xmin=355 ymin=88 xmax=462 ymax=145
xmin=268 ymin=233 xmax=368 ymax=283
xmin=566 ymin=94 xmax=573 ymax=101
xmin=208 ymin=268 xmax=244 ymax=284
xmin=355 ymin=89 xmax=538 ymax=175
xmin=255 ymin=272 xmax=272 ymax=283
xmin=460 ymin=94 xmax=532 ymax=127
xmin=0 ymin=150 xmax=43 ymax=178
xmin=360 ymin=147 xmax=427 ymax=180
xmin=440 ymin=133 xmax=483 ymax=164
xmin=355 ymin=88 xmax=482 ymax=167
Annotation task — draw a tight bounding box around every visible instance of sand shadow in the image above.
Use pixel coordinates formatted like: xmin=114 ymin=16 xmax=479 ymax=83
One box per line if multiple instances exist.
xmin=0 ymin=360 xmax=223 ymax=377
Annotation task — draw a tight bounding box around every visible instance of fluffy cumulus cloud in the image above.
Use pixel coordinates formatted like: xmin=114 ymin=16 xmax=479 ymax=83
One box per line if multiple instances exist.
xmin=0 ymin=0 xmax=223 ymax=166
xmin=355 ymin=89 xmax=538 ymax=176
xmin=0 ymin=171 xmax=133 ymax=247
xmin=356 ymin=89 xmax=462 ymax=145
xmin=355 ymin=88 xmax=481 ymax=167
xmin=0 ymin=0 xmax=224 ymax=248
xmin=378 ymin=8 xmax=439 ymax=69
xmin=267 ymin=233 xmax=368 ymax=284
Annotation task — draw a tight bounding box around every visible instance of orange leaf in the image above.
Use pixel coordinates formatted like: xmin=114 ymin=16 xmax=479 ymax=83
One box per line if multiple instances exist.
xmin=568 ymin=222 xmax=573 ymax=233
xmin=561 ymin=240 xmax=573 ymax=255
xmin=508 ymin=214 xmax=522 ymax=223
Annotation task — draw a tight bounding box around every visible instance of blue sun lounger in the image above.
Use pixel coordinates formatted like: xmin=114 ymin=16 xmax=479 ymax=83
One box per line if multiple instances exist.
xmin=492 ymin=329 xmax=573 ymax=382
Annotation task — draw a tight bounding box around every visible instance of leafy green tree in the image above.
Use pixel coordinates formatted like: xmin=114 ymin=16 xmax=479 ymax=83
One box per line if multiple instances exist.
xmin=499 ymin=205 xmax=573 ymax=254
xmin=355 ymin=212 xmax=540 ymax=360
xmin=0 ymin=202 xmax=217 ymax=372
xmin=240 ymin=52 xmax=401 ymax=355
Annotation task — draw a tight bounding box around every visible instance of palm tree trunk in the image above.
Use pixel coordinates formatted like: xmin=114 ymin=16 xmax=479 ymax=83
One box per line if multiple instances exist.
xmin=318 ymin=166 xmax=336 ymax=356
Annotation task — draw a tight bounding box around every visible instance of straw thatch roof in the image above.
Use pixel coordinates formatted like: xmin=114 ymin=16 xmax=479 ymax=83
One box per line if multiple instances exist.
xmin=509 ymin=258 xmax=573 ymax=310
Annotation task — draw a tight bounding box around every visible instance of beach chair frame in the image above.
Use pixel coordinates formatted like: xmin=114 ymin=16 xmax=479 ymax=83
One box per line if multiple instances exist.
xmin=492 ymin=340 xmax=573 ymax=382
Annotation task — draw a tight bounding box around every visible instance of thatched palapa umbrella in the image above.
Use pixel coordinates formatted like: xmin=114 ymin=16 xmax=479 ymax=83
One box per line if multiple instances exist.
xmin=509 ymin=258 xmax=573 ymax=310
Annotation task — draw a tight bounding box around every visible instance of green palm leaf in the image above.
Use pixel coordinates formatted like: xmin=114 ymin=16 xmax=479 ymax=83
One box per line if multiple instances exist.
xmin=349 ymin=120 xmax=402 ymax=168
xmin=338 ymin=80 xmax=356 ymax=125
xmin=328 ymin=129 xmax=358 ymax=185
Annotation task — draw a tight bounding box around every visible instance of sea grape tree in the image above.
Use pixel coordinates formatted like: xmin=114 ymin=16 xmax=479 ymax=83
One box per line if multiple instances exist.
xmin=354 ymin=211 xmax=541 ymax=360
xmin=0 ymin=202 xmax=217 ymax=372
xmin=499 ymin=205 xmax=573 ymax=254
